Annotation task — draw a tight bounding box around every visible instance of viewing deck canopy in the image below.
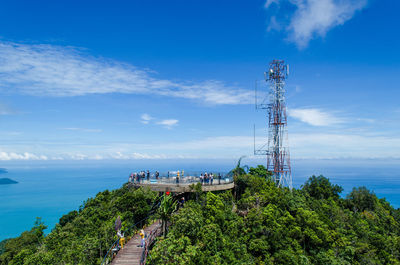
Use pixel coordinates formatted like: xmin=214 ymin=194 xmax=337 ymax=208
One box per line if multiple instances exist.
xmin=131 ymin=175 xmax=234 ymax=193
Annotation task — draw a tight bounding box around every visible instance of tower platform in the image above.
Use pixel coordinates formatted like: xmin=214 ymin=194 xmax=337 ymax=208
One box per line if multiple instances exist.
xmin=131 ymin=177 xmax=234 ymax=193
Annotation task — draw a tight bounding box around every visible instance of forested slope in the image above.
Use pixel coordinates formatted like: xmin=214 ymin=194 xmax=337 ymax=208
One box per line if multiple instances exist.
xmin=149 ymin=166 xmax=400 ymax=264
xmin=0 ymin=184 xmax=157 ymax=265
xmin=1 ymin=166 xmax=400 ymax=264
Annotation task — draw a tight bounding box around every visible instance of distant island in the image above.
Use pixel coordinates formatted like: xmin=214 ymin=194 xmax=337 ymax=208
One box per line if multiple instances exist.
xmin=0 ymin=178 xmax=18 ymax=185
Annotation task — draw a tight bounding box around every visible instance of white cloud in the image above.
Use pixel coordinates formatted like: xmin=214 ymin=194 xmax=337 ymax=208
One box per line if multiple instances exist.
xmin=0 ymin=151 xmax=172 ymax=161
xmin=357 ymin=118 xmax=375 ymax=123
xmin=290 ymin=133 xmax=400 ymax=159
xmin=158 ymin=133 xmax=400 ymax=159
xmin=156 ymin=119 xmax=179 ymax=129
xmin=0 ymin=151 xmax=48 ymax=160
xmin=265 ymin=0 xmax=279 ymax=8
xmin=288 ymin=108 xmax=343 ymax=126
xmin=265 ymin=0 xmax=367 ymax=48
xmin=140 ymin=113 xmax=153 ymax=124
xmin=156 ymin=136 xmax=253 ymax=151
xmin=125 ymin=133 xmax=400 ymax=159
xmin=0 ymin=130 xmax=399 ymax=160
xmin=267 ymin=16 xmax=282 ymax=32
xmin=92 ymin=154 xmax=104 ymax=160
xmin=62 ymin=127 xmax=102 ymax=133
xmin=141 ymin=114 xmax=178 ymax=128
xmin=0 ymin=41 xmax=253 ymax=105
xmin=110 ymin=152 xmax=169 ymax=160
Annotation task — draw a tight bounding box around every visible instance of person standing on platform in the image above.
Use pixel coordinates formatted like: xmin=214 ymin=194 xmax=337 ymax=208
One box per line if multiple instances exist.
xmin=139 ymin=229 xmax=145 ymax=248
xmin=115 ymin=216 xmax=123 ymax=249
xmin=129 ymin=173 xmax=133 ymax=183
xmin=178 ymin=197 xmax=185 ymax=208
xmin=176 ymin=170 xmax=180 ymax=184
xmin=117 ymin=229 xmax=125 ymax=249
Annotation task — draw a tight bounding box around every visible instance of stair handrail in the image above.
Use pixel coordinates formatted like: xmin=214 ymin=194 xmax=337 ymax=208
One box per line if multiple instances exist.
xmin=100 ymin=197 xmax=161 ymax=265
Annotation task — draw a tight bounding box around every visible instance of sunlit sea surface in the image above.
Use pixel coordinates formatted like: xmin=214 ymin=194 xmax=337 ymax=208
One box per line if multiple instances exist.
xmin=1 ymin=159 xmax=399 ymax=241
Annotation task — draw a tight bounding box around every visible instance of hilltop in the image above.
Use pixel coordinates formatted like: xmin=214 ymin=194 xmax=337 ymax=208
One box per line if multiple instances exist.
xmin=1 ymin=165 xmax=400 ymax=265
xmin=148 ymin=166 xmax=400 ymax=264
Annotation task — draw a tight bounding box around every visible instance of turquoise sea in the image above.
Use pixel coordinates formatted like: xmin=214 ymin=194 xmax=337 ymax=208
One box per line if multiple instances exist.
xmin=1 ymin=159 xmax=399 ymax=241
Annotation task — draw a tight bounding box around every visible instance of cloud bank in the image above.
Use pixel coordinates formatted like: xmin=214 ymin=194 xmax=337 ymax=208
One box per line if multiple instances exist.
xmin=0 ymin=41 xmax=253 ymax=105
xmin=62 ymin=127 xmax=102 ymax=133
xmin=1 ymin=130 xmax=399 ymax=160
xmin=265 ymin=0 xmax=368 ymax=48
xmin=0 ymin=151 xmax=48 ymax=161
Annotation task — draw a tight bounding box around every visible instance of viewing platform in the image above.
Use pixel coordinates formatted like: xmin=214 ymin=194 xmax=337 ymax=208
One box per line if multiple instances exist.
xmin=131 ymin=176 xmax=234 ymax=193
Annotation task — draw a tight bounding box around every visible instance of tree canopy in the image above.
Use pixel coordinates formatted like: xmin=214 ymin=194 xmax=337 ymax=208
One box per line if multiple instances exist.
xmin=149 ymin=170 xmax=400 ymax=265
xmin=0 ymin=184 xmax=157 ymax=265
xmin=1 ymin=168 xmax=400 ymax=265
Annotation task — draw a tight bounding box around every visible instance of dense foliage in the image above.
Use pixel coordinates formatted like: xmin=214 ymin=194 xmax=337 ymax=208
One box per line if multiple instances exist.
xmin=149 ymin=166 xmax=400 ymax=264
xmin=158 ymin=194 xmax=178 ymax=236
xmin=0 ymin=184 xmax=157 ymax=265
xmin=2 ymin=165 xmax=400 ymax=264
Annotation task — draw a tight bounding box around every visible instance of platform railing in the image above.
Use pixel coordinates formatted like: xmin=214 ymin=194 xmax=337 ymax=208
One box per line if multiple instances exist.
xmin=130 ymin=172 xmax=233 ymax=185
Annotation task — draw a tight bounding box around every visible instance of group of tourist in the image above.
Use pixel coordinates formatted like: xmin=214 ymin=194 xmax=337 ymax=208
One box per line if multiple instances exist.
xmin=128 ymin=170 xmax=185 ymax=183
xmin=199 ymin=172 xmax=221 ymax=185
xmin=114 ymin=215 xmax=146 ymax=255
xmin=128 ymin=170 xmax=223 ymax=185
xmin=128 ymin=170 xmax=160 ymax=183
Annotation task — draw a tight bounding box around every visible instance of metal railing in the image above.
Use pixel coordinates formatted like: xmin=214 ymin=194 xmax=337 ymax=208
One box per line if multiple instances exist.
xmin=130 ymin=173 xmax=234 ymax=186
xmin=140 ymin=222 xmax=163 ymax=265
xmin=101 ymin=198 xmax=161 ymax=265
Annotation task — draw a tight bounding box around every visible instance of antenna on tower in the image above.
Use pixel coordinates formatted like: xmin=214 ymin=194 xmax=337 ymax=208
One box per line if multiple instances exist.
xmin=254 ymin=60 xmax=292 ymax=190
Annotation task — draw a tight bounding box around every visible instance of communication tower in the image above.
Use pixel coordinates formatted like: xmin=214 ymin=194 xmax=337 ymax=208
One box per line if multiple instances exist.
xmin=254 ymin=60 xmax=292 ymax=189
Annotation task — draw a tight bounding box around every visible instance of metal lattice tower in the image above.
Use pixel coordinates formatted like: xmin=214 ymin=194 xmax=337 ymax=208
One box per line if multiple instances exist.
xmin=254 ymin=60 xmax=292 ymax=189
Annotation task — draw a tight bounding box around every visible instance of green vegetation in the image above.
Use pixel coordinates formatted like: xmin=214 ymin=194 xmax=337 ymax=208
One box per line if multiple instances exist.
xmin=2 ymin=165 xmax=400 ymax=264
xmin=0 ymin=239 xmax=9 ymax=255
xmin=0 ymin=184 xmax=157 ymax=265
xmin=149 ymin=166 xmax=400 ymax=265
xmin=158 ymin=194 xmax=178 ymax=236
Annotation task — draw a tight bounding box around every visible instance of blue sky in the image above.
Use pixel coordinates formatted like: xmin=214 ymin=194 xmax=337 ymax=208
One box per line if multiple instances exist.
xmin=0 ymin=0 xmax=399 ymax=161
